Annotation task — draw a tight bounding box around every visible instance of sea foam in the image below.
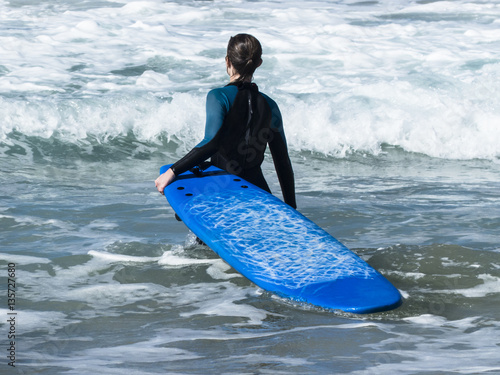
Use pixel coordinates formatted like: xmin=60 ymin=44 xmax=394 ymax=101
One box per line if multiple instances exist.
xmin=1 ymin=0 xmax=499 ymax=161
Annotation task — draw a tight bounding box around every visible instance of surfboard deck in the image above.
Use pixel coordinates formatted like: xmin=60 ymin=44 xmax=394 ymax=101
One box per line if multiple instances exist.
xmin=160 ymin=164 xmax=402 ymax=314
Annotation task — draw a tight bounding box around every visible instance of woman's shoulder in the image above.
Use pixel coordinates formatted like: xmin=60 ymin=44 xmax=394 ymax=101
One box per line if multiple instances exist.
xmin=259 ymin=91 xmax=279 ymax=109
xmin=208 ymin=85 xmax=238 ymax=98
xmin=207 ymin=85 xmax=238 ymax=107
xmin=258 ymin=90 xmax=283 ymax=130
xmin=258 ymin=91 xmax=282 ymax=121
xmin=207 ymin=86 xmax=238 ymax=111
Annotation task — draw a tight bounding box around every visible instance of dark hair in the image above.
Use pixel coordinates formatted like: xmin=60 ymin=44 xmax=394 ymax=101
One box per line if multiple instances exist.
xmin=227 ymin=34 xmax=262 ymax=82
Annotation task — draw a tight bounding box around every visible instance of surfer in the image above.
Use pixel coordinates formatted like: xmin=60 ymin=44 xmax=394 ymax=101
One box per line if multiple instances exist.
xmin=155 ymin=33 xmax=296 ymax=208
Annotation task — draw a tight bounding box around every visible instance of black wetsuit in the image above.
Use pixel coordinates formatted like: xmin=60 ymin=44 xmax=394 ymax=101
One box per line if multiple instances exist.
xmin=171 ymin=82 xmax=296 ymax=208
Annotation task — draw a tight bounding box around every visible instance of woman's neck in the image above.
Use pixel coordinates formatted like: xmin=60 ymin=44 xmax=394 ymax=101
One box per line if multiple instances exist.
xmin=229 ymin=75 xmax=252 ymax=83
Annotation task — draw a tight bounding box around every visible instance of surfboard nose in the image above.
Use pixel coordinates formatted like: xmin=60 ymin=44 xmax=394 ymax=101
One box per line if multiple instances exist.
xmin=297 ymin=277 xmax=403 ymax=314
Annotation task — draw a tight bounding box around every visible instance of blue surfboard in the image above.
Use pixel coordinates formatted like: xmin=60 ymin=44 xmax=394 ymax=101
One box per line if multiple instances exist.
xmin=160 ymin=164 xmax=402 ymax=314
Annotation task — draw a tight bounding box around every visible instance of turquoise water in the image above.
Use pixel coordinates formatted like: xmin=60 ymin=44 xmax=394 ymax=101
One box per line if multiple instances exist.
xmin=1 ymin=0 xmax=500 ymax=374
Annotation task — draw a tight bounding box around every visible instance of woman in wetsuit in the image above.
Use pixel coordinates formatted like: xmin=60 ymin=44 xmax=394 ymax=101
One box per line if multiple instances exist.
xmin=155 ymin=34 xmax=296 ymax=208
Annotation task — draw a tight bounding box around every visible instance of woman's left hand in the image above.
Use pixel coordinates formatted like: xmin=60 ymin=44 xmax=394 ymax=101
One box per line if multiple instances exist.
xmin=155 ymin=168 xmax=176 ymax=195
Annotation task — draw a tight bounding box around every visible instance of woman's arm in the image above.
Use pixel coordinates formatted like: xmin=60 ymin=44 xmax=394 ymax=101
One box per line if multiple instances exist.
xmin=269 ymin=130 xmax=296 ymax=208
xmin=266 ymin=100 xmax=297 ymax=208
xmin=155 ymin=89 xmax=230 ymax=193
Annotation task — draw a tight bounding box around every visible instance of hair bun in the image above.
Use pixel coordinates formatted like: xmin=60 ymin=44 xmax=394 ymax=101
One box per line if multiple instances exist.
xmin=227 ymin=34 xmax=262 ymax=82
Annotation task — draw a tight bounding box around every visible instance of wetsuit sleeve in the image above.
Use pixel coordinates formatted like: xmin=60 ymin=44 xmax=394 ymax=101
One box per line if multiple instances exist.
xmin=170 ymin=90 xmax=229 ymax=176
xmin=268 ymin=103 xmax=297 ymax=209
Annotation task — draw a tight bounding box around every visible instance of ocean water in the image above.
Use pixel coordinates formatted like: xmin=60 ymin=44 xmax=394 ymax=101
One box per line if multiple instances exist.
xmin=1 ymin=0 xmax=500 ymax=373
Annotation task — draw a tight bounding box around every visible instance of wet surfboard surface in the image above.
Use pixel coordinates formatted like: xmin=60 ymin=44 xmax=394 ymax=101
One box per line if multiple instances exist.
xmin=160 ymin=164 xmax=402 ymax=314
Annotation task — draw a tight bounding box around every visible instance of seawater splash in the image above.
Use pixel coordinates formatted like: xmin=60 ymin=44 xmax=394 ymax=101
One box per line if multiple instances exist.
xmin=1 ymin=0 xmax=499 ymax=160
xmin=0 ymin=94 xmax=206 ymax=144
